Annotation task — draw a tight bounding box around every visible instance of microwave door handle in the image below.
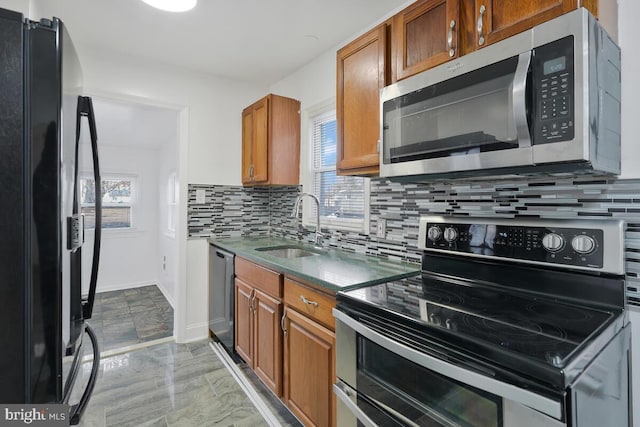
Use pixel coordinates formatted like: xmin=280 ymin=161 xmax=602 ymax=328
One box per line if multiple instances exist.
xmin=513 ymin=51 xmax=532 ymax=148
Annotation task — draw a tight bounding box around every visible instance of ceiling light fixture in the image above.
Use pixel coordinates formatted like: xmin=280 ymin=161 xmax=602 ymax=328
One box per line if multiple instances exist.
xmin=140 ymin=0 xmax=197 ymax=12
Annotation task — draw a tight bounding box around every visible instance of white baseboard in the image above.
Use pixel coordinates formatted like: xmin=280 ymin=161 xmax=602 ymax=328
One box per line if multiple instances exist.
xmin=176 ymin=321 xmax=209 ymax=343
xmin=96 ymin=280 xmax=158 ymax=294
xmin=96 ymin=280 xmax=176 ymax=309
xmin=155 ymin=281 xmax=176 ymax=308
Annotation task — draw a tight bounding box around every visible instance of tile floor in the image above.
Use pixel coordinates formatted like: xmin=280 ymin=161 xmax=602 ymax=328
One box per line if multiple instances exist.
xmin=87 ymin=285 xmax=174 ymax=351
xmin=75 ymin=339 xmax=301 ymax=427
xmin=74 ymin=285 xmax=301 ymax=426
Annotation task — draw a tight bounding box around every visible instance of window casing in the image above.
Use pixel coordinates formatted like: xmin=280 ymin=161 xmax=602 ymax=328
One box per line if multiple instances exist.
xmin=80 ymin=175 xmax=136 ymax=230
xmin=306 ymin=109 xmax=368 ymax=232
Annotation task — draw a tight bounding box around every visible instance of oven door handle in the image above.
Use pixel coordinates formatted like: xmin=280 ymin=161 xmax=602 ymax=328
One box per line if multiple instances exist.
xmin=333 ymin=381 xmax=378 ymax=427
xmin=333 ymin=309 xmax=563 ymax=421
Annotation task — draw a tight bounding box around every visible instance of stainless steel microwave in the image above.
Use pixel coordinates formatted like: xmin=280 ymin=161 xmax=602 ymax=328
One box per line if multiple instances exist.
xmin=380 ymin=9 xmax=620 ymax=180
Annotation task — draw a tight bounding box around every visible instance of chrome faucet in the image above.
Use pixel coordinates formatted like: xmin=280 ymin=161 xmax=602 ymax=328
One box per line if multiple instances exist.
xmin=291 ymin=192 xmax=323 ymax=248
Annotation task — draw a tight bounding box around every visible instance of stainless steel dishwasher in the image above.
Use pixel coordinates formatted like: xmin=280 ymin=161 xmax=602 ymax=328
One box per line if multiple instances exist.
xmin=209 ymin=245 xmax=235 ymax=353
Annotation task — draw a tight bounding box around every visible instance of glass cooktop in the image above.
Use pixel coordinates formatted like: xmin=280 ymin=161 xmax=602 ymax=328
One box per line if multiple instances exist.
xmin=340 ymin=274 xmax=614 ymax=369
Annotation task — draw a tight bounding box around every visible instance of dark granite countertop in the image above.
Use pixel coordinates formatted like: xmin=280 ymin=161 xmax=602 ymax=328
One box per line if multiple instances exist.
xmin=208 ymin=237 xmax=421 ymax=293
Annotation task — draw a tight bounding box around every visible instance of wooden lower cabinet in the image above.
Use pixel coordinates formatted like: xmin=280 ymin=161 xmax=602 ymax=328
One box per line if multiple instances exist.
xmin=235 ymin=259 xmax=337 ymax=424
xmin=234 ymin=259 xmax=283 ymax=397
xmin=253 ymin=289 xmax=283 ymax=396
xmin=283 ymin=308 xmax=336 ymax=427
xmin=234 ymin=278 xmax=253 ymax=366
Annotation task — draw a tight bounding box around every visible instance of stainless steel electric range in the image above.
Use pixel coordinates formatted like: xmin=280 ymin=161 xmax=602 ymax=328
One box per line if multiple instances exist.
xmin=334 ymin=216 xmax=631 ymax=427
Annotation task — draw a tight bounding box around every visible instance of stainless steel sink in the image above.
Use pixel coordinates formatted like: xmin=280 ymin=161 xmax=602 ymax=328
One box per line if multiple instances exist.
xmin=255 ymin=245 xmax=321 ymax=259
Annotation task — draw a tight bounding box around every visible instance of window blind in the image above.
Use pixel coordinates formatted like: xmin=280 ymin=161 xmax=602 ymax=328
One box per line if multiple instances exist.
xmin=311 ymin=112 xmax=365 ymax=223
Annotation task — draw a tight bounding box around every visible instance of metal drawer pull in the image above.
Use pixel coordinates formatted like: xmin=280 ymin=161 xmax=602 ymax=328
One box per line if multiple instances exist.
xmin=448 ymin=20 xmax=456 ymax=57
xmin=478 ymin=5 xmax=486 ymax=46
xmin=249 ymin=289 xmax=256 ymax=312
xmin=300 ymin=295 xmax=318 ymax=307
xmin=281 ymin=309 xmax=287 ymax=336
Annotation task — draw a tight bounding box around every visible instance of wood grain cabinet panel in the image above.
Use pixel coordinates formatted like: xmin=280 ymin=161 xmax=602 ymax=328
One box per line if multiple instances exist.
xmin=394 ymin=0 xmax=460 ymax=81
xmin=233 ymin=258 xmax=284 ymax=396
xmin=241 ymin=94 xmax=300 ymax=186
xmin=234 ymin=278 xmax=253 ymax=366
xmin=475 ymin=0 xmax=576 ymax=48
xmin=283 ymin=308 xmax=336 ymax=427
xmin=336 ymin=23 xmax=389 ymax=176
xmin=284 ymin=277 xmax=335 ymax=330
xmin=473 ymin=0 xmax=615 ymax=49
xmin=253 ymin=289 xmax=283 ymax=396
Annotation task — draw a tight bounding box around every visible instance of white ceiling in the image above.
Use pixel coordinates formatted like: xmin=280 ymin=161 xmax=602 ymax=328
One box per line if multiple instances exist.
xmin=89 ymin=96 xmax=179 ymax=149
xmin=28 ymin=0 xmax=407 ymax=85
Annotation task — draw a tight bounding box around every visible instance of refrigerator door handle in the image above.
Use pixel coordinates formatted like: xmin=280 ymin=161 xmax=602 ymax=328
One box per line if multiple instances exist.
xmin=77 ymin=96 xmax=101 ymax=320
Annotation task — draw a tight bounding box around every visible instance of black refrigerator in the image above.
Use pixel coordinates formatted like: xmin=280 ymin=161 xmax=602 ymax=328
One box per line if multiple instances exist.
xmin=0 ymin=8 xmax=101 ymax=424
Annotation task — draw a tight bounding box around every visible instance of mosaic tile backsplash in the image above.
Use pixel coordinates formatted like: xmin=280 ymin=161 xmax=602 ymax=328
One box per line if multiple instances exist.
xmin=188 ymin=176 xmax=640 ymax=305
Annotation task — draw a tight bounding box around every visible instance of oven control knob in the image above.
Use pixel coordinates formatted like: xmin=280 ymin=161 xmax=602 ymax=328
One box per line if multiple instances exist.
xmin=427 ymin=226 xmax=442 ymax=242
xmin=571 ymin=235 xmax=596 ymax=255
xmin=443 ymin=227 xmax=458 ymax=242
xmin=542 ymin=233 xmax=564 ymax=252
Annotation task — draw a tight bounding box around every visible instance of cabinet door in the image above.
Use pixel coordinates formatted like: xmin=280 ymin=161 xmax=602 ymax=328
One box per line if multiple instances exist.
xmin=474 ymin=0 xmax=576 ymax=48
xmin=395 ymin=0 xmax=460 ymax=81
xmin=336 ymin=23 xmax=387 ymax=176
xmin=241 ymin=108 xmax=254 ymax=184
xmin=234 ymin=278 xmax=253 ymax=366
xmin=283 ymin=308 xmax=336 ymax=427
xmin=252 ymin=97 xmax=269 ymax=183
xmin=253 ymin=289 xmax=283 ymax=396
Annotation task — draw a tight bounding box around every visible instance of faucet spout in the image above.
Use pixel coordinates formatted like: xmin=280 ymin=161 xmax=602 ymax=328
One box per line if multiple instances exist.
xmin=291 ymin=192 xmax=322 ymax=248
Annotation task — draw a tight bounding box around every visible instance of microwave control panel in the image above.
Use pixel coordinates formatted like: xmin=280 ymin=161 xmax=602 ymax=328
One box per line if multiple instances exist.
xmin=532 ymin=36 xmax=575 ymax=145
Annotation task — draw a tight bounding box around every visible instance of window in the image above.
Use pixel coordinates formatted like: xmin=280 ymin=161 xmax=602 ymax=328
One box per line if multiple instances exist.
xmin=308 ymin=109 xmax=367 ymax=231
xmin=80 ymin=176 xmax=135 ymax=229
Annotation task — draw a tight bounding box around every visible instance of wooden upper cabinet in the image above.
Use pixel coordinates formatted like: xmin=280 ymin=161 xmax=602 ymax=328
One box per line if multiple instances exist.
xmin=474 ymin=0 xmax=576 ymax=48
xmin=251 ymin=98 xmax=269 ymax=183
xmin=336 ymin=23 xmax=389 ymax=176
xmin=394 ymin=0 xmax=460 ymax=81
xmin=241 ymin=109 xmax=254 ymax=184
xmin=472 ymin=0 xmax=615 ymax=49
xmin=241 ymin=94 xmax=300 ymax=186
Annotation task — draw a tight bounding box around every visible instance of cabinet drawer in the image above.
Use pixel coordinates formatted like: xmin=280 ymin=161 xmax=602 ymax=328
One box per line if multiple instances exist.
xmin=284 ymin=278 xmax=336 ymax=330
xmin=236 ymin=257 xmax=283 ymax=298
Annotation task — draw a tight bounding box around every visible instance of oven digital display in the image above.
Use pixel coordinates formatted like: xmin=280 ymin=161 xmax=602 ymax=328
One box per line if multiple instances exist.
xmin=543 ymin=56 xmax=566 ymax=75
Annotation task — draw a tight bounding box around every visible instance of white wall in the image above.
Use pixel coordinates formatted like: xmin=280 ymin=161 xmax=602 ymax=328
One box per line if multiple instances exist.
xmin=79 ymin=144 xmax=160 ymax=294
xmin=156 ymin=135 xmax=179 ymax=307
xmin=0 ymin=0 xmax=30 ymax=16
xmin=618 ymin=0 xmax=640 ymax=179
xmin=75 ymin=50 xmax=267 ymax=342
xmin=79 ymin=51 xmax=267 ymax=186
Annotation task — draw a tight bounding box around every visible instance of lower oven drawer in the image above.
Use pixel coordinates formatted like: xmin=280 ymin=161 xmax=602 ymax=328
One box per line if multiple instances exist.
xmin=334 ymin=310 xmax=568 ymax=427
